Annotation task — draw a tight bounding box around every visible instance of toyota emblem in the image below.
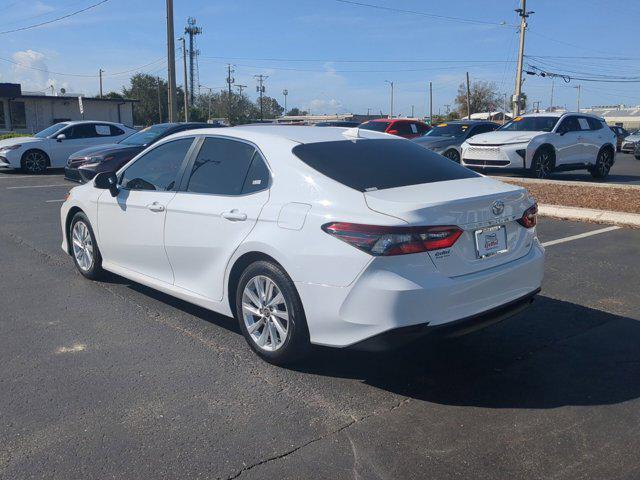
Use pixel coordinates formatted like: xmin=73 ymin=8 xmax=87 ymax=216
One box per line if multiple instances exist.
xmin=491 ymin=200 xmax=505 ymax=216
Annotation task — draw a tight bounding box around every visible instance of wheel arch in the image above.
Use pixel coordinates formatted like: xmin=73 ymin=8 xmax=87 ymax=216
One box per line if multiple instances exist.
xmin=226 ymin=250 xmax=289 ymax=316
xmin=532 ymin=143 xmax=556 ymax=169
xmin=64 ymin=206 xmax=84 ymax=255
xmin=600 ymin=142 xmax=615 ymax=156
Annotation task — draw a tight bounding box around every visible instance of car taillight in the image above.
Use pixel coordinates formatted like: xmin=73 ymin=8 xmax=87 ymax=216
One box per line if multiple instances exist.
xmin=517 ymin=204 xmax=538 ymax=228
xmin=322 ymin=222 xmax=462 ymax=256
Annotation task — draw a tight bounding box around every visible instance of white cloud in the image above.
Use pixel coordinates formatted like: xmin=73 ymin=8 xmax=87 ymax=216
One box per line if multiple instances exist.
xmin=307 ymin=98 xmax=343 ymax=114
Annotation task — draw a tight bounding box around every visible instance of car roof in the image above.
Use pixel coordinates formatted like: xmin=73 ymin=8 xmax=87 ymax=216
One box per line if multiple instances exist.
xmin=167 ymin=125 xmax=392 ymax=145
xmin=436 ymin=120 xmax=497 ymax=125
xmin=59 ymin=120 xmax=127 ymax=127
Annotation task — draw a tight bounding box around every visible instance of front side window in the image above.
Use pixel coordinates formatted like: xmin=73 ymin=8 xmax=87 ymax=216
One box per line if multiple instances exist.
xmin=499 ymin=116 xmax=559 ymax=132
xmin=292 ymin=139 xmax=478 ymax=192
xmin=426 ymin=123 xmax=470 ymax=138
xmin=120 ymin=138 xmax=194 ymax=191
xmin=392 ymin=122 xmax=413 ymax=135
xmin=185 ymin=137 xmax=257 ymax=195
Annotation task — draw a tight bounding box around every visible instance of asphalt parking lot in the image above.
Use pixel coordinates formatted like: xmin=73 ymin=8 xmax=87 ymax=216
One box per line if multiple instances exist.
xmin=493 ymin=151 xmax=640 ymax=185
xmin=1 ymin=170 xmax=639 ymax=480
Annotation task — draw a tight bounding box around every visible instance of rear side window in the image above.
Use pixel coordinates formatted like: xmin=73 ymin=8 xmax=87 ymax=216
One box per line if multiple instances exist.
xmin=110 ymin=125 xmax=125 ymax=136
xmin=186 ymin=137 xmax=256 ymax=195
xmin=241 ymin=152 xmax=270 ymax=194
xmin=392 ymin=122 xmax=413 ymax=135
xmin=292 ymin=139 xmax=478 ymax=192
xmin=586 ymin=117 xmax=603 ymax=131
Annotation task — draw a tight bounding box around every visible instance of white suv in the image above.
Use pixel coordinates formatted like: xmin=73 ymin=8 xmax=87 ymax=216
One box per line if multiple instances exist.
xmin=460 ymin=112 xmax=616 ymax=179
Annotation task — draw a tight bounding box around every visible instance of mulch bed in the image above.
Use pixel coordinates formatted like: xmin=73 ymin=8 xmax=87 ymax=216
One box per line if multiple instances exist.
xmin=498 ymin=179 xmax=640 ymax=214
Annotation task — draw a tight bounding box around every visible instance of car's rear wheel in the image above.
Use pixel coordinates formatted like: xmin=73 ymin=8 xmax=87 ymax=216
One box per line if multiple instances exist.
xmin=21 ymin=149 xmax=49 ymax=174
xmin=70 ymin=212 xmax=104 ymax=280
xmin=590 ymin=147 xmax=614 ymax=179
xmin=530 ymin=148 xmax=554 ymax=179
xmin=236 ymin=260 xmax=310 ymax=364
xmin=443 ymin=149 xmax=460 ymax=163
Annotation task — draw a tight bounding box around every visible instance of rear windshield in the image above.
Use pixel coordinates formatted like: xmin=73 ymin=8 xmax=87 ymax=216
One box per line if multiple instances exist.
xmin=292 ymin=139 xmax=478 ymax=192
xmin=359 ymin=121 xmax=390 ymax=132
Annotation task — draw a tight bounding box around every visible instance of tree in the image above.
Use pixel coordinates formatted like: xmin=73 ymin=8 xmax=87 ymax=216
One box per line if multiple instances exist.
xmin=454 ymin=80 xmax=500 ymax=118
xmin=257 ymin=96 xmax=284 ymax=119
xmin=286 ymin=107 xmax=308 ymax=116
xmin=121 ymin=73 xmax=185 ymax=126
xmin=104 ymin=91 xmax=124 ymax=100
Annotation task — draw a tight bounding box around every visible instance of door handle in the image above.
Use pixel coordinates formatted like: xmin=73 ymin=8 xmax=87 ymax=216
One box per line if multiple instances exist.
xmin=147 ymin=202 xmax=165 ymax=212
xmin=222 ymin=209 xmax=247 ymax=221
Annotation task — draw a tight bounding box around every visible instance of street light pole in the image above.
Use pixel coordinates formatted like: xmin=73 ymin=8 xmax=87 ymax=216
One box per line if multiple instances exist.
xmin=385 ymin=80 xmax=394 ymax=118
xmin=165 ymin=0 xmax=177 ymax=122
xmin=282 ymin=89 xmax=288 ymax=115
xmin=513 ymin=0 xmax=533 ymax=116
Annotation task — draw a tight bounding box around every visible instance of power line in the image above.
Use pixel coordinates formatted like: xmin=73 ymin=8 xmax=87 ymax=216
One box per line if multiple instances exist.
xmin=0 ymin=0 xmax=109 ymax=35
xmin=202 ymin=55 xmax=514 ymax=64
xmin=333 ymin=0 xmax=514 ymax=27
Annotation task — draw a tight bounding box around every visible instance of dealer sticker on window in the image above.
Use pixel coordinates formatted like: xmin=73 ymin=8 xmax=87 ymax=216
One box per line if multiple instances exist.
xmin=474 ymin=225 xmax=508 ymax=259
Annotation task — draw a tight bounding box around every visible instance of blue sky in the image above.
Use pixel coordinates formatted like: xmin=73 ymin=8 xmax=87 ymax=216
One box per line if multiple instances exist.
xmin=2 ymin=0 xmax=639 ymax=116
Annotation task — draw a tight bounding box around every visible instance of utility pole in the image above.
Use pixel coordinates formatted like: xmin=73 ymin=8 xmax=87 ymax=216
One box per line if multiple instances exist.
xmin=503 ymin=93 xmax=508 ymax=123
xmin=254 ymin=75 xmax=267 ymax=121
xmin=429 ymin=81 xmax=433 ymax=125
xmin=181 ymin=37 xmax=189 ymax=122
xmin=550 ymin=79 xmax=555 ymax=111
xmin=226 ymin=64 xmax=234 ymax=124
xmin=157 ymin=77 xmax=162 ymax=122
xmin=385 ymin=80 xmax=394 ymax=118
xmin=513 ymin=0 xmax=533 ymax=116
xmin=98 ymin=69 xmax=104 ymax=98
xmin=367 ymin=107 xmax=371 ymax=117
xmin=411 ymin=105 xmax=414 ymax=118
xmin=184 ymin=17 xmax=202 ymax=106
xmin=235 ymin=84 xmax=247 ymax=96
xmin=282 ymin=89 xmax=288 ymax=114
xmin=575 ymin=84 xmax=581 ymax=112
xmin=466 ymin=72 xmax=471 ymax=119
xmin=166 ymin=0 xmax=177 ymax=122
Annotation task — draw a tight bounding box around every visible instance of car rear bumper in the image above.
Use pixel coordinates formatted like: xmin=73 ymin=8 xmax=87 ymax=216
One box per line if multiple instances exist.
xmin=296 ymin=241 xmax=545 ymax=348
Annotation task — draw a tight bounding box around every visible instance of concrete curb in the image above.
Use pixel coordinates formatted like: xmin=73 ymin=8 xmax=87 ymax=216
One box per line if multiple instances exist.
xmin=538 ymin=204 xmax=640 ymax=228
xmin=491 ymin=176 xmax=640 ymax=190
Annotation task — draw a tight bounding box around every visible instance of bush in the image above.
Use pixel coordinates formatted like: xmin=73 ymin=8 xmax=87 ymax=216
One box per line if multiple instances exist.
xmin=0 ymin=132 xmax=31 ymax=141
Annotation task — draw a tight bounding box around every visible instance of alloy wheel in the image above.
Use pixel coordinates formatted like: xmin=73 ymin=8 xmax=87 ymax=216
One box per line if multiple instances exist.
xmin=72 ymin=221 xmax=94 ymax=272
xmin=444 ymin=149 xmax=460 ymax=163
xmin=24 ymin=151 xmax=47 ymax=173
xmin=534 ymin=152 xmax=552 ymax=178
xmin=598 ymin=150 xmax=612 ymax=176
xmin=242 ymin=275 xmax=289 ymax=352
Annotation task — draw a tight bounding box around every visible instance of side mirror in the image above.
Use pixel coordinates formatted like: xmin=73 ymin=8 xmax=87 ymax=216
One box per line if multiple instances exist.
xmin=56 ymin=133 xmax=66 ymax=142
xmin=94 ymin=171 xmax=119 ymax=197
xmin=387 ymin=129 xmax=399 ymax=135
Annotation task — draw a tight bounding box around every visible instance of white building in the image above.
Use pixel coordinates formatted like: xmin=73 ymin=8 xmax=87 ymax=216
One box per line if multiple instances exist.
xmin=0 ymin=83 xmax=136 ymax=134
xmin=580 ymin=105 xmax=640 ymax=130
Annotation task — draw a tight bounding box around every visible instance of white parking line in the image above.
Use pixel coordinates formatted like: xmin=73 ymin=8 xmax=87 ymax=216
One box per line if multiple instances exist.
xmin=45 ymin=199 xmax=65 ymax=203
xmin=541 ymin=226 xmax=621 ymax=247
xmin=6 ymin=184 xmax=69 ymax=189
xmin=0 ymin=175 xmax=39 ymax=180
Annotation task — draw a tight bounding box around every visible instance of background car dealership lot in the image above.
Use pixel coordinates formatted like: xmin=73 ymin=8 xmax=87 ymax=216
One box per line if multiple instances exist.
xmin=1 ymin=164 xmax=639 ymax=479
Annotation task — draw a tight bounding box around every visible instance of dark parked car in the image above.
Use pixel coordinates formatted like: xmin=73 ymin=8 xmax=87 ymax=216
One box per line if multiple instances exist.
xmin=64 ymin=122 xmax=220 ymax=183
xmin=609 ymin=125 xmax=629 ymax=152
xmin=413 ymin=120 xmax=500 ymax=163
xmin=315 ymin=121 xmax=361 ymax=127
xmin=635 ymin=141 xmax=640 ymax=160
xmin=359 ymin=118 xmax=430 ymax=139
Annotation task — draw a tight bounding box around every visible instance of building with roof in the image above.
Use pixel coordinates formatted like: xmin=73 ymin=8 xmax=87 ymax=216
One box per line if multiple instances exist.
xmin=580 ymin=105 xmax=640 ymax=130
xmin=0 ymin=83 xmax=137 ymax=134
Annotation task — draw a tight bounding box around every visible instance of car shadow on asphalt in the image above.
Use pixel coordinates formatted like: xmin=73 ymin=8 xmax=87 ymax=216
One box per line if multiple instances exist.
xmin=105 ymin=275 xmax=640 ymax=409
xmin=0 ymin=168 xmax=65 ymax=176
xmin=293 ymin=296 xmax=640 ymax=409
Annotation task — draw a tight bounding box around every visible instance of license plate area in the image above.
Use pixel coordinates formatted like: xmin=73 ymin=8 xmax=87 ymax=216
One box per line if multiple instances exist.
xmin=474 ymin=225 xmax=508 ymax=259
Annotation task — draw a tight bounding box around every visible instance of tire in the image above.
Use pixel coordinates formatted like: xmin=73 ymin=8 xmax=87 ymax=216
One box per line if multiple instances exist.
xmin=589 ymin=147 xmax=614 ymax=179
xmin=235 ymin=260 xmax=310 ymax=365
xmin=530 ymin=147 xmax=554 ymax=179
xmin=443 ymin=149 xmax=460 ymax=163
xmin=69 ymin=212 xmax=104 ymax=280
xmin=21 ymin=149 xmax=49 ymax=174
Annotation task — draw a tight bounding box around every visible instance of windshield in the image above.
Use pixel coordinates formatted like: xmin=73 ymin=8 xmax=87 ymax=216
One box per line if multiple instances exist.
xmin=119 ymin=124 xmax=172 ymax=146
xmin=34 ymin=123 xmax=67 ymax=138
xmin=359 ymin=121 xmax=390 ymax=132
xmin=425 ymin=123 xmax=470 ymax=138
xmin=499 ymin=116 xmax=558 ymax=132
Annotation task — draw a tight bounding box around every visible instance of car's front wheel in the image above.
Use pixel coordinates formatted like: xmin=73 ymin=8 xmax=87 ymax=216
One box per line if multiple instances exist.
xmin=589 ymin=147 xmax=614 ymax=179
xmin=530 ymin=148 xmax=554 ymax=179
xmin=69 ymin=212 xmax=104 ymax=280
xmin=236 ymin=260 xmax=310 ymax=364
xmin=443 ymin=149 xmax=460 ymax=163
xmin=21 ymin=150 xmax=49 ymax=174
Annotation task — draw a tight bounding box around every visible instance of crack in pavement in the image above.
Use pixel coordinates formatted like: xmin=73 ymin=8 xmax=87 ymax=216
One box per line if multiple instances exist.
xmin=225 ymin=398 xmax=411 ymax=480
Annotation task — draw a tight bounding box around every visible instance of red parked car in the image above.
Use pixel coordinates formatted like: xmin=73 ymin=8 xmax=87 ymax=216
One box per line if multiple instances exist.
xmin=359 ymin=118 xmax=430 ymax=139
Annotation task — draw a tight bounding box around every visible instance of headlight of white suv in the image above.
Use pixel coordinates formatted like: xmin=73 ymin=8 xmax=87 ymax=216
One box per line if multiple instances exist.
xmin=0 ymin=144 xmax=22 ymax=152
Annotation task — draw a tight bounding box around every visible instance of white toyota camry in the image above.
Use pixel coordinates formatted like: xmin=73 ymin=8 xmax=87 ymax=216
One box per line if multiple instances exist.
xmin=0 ymin=121 xmax=135 ymax=174
xmin=60 ymin=126 xmax=544 ymax=364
